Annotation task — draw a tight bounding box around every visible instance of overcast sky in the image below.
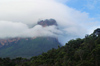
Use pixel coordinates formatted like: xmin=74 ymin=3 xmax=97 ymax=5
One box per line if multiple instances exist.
xmin=0 ymin=0 xmax=100 ymax=45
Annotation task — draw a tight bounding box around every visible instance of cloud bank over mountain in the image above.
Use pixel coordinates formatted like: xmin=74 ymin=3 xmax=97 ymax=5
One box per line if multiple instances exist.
xmin=0 ymin=21 xmax=62 ymax=38
xmin=0 ymin=0 xmax=97 ymax=44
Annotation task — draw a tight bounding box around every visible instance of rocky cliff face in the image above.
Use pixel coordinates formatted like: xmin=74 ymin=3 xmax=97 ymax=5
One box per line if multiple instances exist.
xmin=38 ymin=19 xmax=57 ymax=27
xmin=0 ymin=38 xmax=36 ymax=48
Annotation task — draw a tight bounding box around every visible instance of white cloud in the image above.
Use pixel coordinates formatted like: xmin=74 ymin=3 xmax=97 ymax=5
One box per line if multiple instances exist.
xmin=0 ymin=21 xmax=62 ymax=38
xmin=0 ymin=0 xmax=97 ymax=44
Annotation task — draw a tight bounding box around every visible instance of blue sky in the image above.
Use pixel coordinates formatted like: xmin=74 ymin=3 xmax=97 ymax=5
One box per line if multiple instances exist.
xmin=66 ymin=0 xmax=100 ymax=19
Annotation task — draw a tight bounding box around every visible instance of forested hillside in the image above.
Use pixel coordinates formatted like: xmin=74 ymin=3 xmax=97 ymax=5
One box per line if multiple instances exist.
xmin=0 ymin=37 xmax=61 ymax=58
xmin=0 ymin=29 xmax=100 ymax=66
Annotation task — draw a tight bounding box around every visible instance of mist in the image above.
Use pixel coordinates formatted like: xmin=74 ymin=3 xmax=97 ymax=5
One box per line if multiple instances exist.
xmin=0 ymin=0 xmax=98 ymax=45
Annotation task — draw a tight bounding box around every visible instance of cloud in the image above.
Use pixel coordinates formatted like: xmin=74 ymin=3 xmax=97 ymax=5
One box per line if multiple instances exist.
xmin=0 ymin=21 xmax=62 ymax=38
xmin=21 ymin=25 xmax=62 ymax=38
xmin=0 ymin=21 xmax=28 ymax=38
xmin=0 ymin=0 xmax=97 ymax=45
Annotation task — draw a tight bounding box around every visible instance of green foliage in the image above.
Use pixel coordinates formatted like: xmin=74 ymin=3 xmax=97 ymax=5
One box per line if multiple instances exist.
xmin=1 ymin=29 xmax=100 ymax=66
xmin=0 ymin=37 xmax=61 ymax=58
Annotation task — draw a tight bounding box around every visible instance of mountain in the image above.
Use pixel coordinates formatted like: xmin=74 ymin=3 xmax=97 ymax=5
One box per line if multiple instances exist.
xmin=0 ymin=19 xmax=61 ymax=58
xmin=38 ymin=19 xmax=57 ymax=27
xmin=0 ymin=37 xmax=61 ymax=58
xmin=0 ymin=29 xmax=100 ymax=66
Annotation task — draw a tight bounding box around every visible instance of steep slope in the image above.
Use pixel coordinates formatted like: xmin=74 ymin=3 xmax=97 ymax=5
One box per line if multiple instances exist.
xmin=0 ymin=37 xmax=61 ymax=58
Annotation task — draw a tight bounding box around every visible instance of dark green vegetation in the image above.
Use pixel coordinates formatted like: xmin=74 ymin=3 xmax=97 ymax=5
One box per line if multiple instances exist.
xmin=1 ymin=29 xmax=100 ymax=66
xmin=0 ymin=37 xmax=61 ymax=58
